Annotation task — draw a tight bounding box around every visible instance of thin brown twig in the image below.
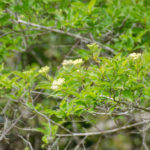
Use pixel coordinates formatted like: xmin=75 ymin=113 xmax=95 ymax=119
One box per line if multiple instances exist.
xmin=99 ymin=95 xmax=150 ymax=112
xmin=65 ymin=40 xmax=80 ymax=58
xmin=15 ymin=19 xmax=115 ymax=53
xmin=64 ymin=138 xmax=73 ymax=150
xmin=18 ymin=135 xmax=33 ymax=150
xmin=74 ymin=136 xmax=87 ymax=150
xmin=0 ymin=116 xmax=21 ymax=141
xmin=56 ymin=119 xmax=150 ymax=137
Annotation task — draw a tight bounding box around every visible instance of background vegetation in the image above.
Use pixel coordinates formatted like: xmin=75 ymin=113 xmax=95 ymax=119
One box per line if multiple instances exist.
xmin=0 ymin=0 xmax=150 ymax=149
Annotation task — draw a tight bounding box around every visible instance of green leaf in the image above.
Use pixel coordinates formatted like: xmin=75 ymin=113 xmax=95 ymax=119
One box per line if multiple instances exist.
xmin=122 ymin=90 xmax=133 ymax=101
xmin=42 ymin=135 xmax=49 ymax=144
xmin=88 ymin=0 xmax=96 ymax=13
xmin=74 ymin=106 xmax=85 ymax=116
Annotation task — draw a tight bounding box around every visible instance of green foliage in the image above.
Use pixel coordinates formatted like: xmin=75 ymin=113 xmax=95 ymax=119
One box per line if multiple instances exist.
xmin=1 ymin=45 xmax=150 ymax=145
xmin=1 ymin=0 xmax=150 ymax=149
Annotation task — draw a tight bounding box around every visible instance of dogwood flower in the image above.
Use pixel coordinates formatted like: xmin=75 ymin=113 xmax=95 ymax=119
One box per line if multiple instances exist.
xmin=73 ymin=59 xmax=83 ymax=65
xmin=39 ymin=66 xmax=50 ymax=73
xmin=62 ymin=59 xmax=83 ymax=67
xmin=128 ymin=53 xmax=141 ymax=60
xmin=51 ymin=78 xmax=65 ymax=90
xmin=62 ymin=60 xmax=74 ymax=66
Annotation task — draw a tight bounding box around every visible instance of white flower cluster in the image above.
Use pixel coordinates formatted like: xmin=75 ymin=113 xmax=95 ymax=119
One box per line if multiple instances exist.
xmin=51 ymin=78 xmax=65 ymax=90
xmin=39 ymin=66 xmax=50 ymax=73
xmin=62 ymin=59 xmax=83 ymax=66
xmin=128 ymin=53 xmax=142 ymax=60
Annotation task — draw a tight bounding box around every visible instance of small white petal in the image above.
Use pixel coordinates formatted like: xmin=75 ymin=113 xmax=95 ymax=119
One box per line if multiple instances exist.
xmin=39 ymin=66 xmax=50 ymax=73
xmin=51 ymin=78 xmax=65 ymax=90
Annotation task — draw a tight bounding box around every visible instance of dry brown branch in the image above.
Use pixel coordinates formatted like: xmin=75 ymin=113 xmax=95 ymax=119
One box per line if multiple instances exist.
xmin=99 ymin=95 xmax=150 ymax=112
xmin=74 ymin=136 xmax=87 ymax=150
xmin=56 ymin=119 xmax=150 ymax=137
xmin=0 ymin=116 xmax=21 ymax=141
xmin=18 ymin=135 xmax=33 ymax=150
xmin=15 ymin=19 xmax=115 ymax=53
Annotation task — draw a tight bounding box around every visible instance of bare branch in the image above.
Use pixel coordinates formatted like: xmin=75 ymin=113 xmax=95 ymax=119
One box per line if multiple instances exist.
xmin=56 ymin=120 xmax=150 ymax=137
xmin=99 ymin=95 xmax=150 ymax=112
xmin=141 ymin=131 xmax=149 ymax=150
xmin=0 ymin=116 xmax=21 ymax=141
xmin=92 ymin=111 xmax=130 ymax=116
xmin=18 ymin=135 xmax=33 ymax=150
xmin=15 ymin=19 xmax=115 ymax=53
xmin=74 ymin=136 xmax=87 ymax=150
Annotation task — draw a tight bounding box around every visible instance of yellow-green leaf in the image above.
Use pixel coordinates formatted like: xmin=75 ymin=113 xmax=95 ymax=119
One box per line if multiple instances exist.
xmin=88 ymin=0 xmax=96 ymax=13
